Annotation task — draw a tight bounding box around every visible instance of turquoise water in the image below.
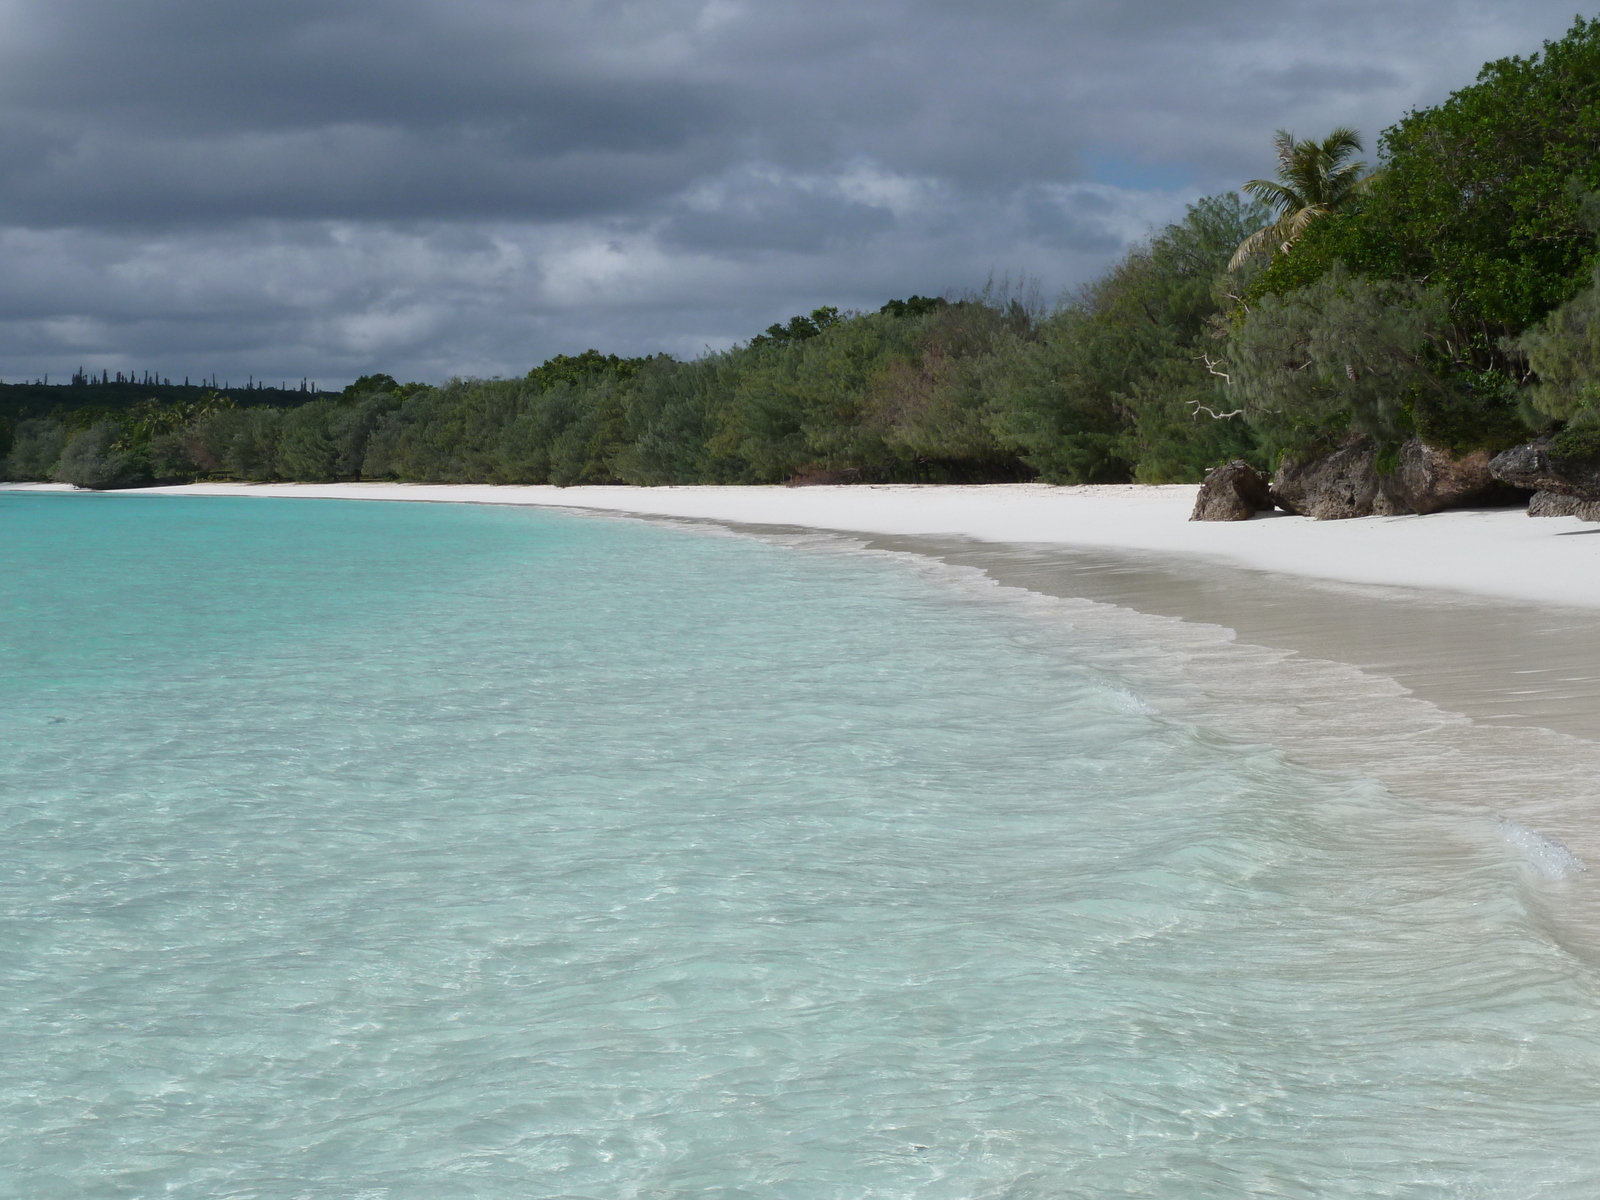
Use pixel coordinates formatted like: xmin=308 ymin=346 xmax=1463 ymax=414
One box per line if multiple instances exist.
xmin=3 ymin=491 xmax=1600 ymax=1198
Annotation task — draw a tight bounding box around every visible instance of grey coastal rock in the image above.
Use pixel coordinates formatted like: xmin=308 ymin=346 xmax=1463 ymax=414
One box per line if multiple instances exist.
xmin=1385 ymin=439 xmax=1501 ymax=515
xmin=1528 ymin=490 xmax=1600 ymax=521
xmin=1190 ymin=459 xmax=1272 ymax=521
xmin=1488 ymin=439 xmax=1600 ymax=499
xmin=1267 ymin=437 xmax=1500 ymax=520
xmin=1269 ymin=439 xmax=1382 ymax=520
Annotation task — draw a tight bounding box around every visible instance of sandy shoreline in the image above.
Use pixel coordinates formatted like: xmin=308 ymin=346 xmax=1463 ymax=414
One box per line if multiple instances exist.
xmin=12 ymin=477 xmax=1600 ymax=738
xmin=12 ymin=478 xmax=1600 ymax=608
xmin=12 ymin=477 xmax=1600 ymax=944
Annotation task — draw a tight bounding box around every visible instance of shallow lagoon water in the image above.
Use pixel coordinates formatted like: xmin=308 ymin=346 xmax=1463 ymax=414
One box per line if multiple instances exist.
xmin=3 ymin=491 xmax=1600 ymax=1198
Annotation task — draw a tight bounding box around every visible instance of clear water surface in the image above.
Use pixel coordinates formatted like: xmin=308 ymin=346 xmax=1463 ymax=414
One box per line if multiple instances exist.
xmin=2 ymin=491 xmax=1599 ymax=1199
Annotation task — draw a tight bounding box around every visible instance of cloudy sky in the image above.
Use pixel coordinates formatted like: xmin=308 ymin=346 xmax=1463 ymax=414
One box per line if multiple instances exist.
xmin=0 ymin=0 xmax=1587 ymax=387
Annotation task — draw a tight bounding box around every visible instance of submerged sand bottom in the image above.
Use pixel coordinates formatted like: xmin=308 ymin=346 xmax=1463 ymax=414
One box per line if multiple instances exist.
xmin=707 ymin=526 xmax=1600 ymax=961
xmin=16 ymin=483 xmax=1600 ymax=956
xmin=876 ymin=536 xmax=1600 ymax=741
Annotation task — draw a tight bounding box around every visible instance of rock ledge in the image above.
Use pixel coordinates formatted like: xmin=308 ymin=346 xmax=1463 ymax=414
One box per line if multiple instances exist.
xmin=1268 ymin=437 xmax=1499 ymax=520
xmin=1191 ymin=460 xmax=1272 ymax=521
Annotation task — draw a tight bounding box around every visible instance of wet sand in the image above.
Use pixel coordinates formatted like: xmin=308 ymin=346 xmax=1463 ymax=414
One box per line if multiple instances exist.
xmin=868 ymin=535 xmax=1600 ymax=743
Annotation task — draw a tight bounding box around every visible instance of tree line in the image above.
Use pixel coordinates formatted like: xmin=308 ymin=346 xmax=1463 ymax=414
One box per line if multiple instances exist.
xmin=9 ymin=17 xmax=1600 ymax=490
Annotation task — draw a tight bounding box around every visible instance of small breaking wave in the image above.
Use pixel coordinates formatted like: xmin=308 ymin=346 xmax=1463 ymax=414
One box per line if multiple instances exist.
xmin=1497 ymin=817 xmax=1587 ymax=880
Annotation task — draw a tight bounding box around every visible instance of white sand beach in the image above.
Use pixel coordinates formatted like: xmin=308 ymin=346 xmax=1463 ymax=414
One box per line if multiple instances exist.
xmin=17 ymin=479 xmax=1600 ymax=609
xmin=14 ymin=477 xmax=1600 ymax=943
xmin=23 ymin=475 xmax=1592 ymax=752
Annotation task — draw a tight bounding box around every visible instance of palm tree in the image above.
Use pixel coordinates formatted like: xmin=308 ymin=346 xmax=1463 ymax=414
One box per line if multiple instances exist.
xmin=1229 ymin=127 xmax=1374 ymax=271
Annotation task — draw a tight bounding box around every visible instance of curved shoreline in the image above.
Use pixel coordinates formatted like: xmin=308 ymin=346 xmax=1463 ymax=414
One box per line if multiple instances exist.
xmin=11 ymin=479 xmax=1600 ymax=609
xmin=10 ymin=479 xmax=1600 ymax=740
xmin=11 ymin=479 xmax=1600 ymax=948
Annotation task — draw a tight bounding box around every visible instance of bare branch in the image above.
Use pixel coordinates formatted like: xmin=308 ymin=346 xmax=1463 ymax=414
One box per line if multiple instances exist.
xmin=1189 ymin=401 xmax=1246 ymax=420
xmin=1199 ymin=352 xmax=1232 ymax=383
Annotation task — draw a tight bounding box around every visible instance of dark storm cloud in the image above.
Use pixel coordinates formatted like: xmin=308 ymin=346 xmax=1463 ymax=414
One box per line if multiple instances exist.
xmin=0 ymin=0 xmax=1591 ymax=383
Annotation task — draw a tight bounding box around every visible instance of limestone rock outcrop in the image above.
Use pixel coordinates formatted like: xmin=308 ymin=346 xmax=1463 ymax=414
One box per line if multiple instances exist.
xmin=1190 ymin=459 xmax=1272 ymax=521
xmin=1270 ymin=437 xmax=1505 ymax=520
xmin=1269 ymin=439 xmax=1382 ymax=519
xmin=1528 ymin=490 xmax=1600 ymax=521
xmin=1489 ymin=439 xmax=1600 ymax=499
xmin=1384 ymin=439 xmax=1498 ymax=515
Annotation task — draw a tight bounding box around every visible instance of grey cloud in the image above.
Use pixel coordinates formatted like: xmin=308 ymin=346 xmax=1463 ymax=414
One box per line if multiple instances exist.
xmin=661 ymin=168 xmax=900 ymax=254
xmin=1022 ymin=188 xmax=1144 ymax=255
xmin=0 ymin=0 xmax=1591 ymax=383
xmin=664 ymin=200 xmax=896 ymax=255
xmin=0 ymin=123 xmax=723 ymax=225
xmin=1246 ymin=63 xmax=1408 ymax=100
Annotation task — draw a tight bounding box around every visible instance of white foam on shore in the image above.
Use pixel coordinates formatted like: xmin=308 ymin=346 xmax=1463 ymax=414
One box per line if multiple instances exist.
xmin=1498 ymin=818 xmax=1587 ymax=880
xmin=20 ymin=479 xmax=1600 ymax=610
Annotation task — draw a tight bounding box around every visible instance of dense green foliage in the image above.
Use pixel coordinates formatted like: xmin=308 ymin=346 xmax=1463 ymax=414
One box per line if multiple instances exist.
xmin=1215 ymin=16 xmax=1600 ymax=466
xmin=1515 ymin=253 xmax=1600 ymax=446
xmin=13 ymin=17 xmax=1600 ymax=491
xmin=0 ymin=378 xmax=333 ymax=426
xmin=2 ymin=196 xmax=1270 ymax=490
xmin=1251 ymin=18 xmax=1600 ymax=340
xmin=1230 ymin=128 xmax=1373 ymax=270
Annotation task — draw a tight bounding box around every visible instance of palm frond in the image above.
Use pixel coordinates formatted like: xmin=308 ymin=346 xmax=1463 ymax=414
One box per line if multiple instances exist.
xmin=1349 ymin=168 xmax=1384 ymax=193
xmin=1325 ymin=162 xmax=1366 ymax=191
xmin=1228 ymin=224 xmax=1278 ymax=272
xmin=1228 ymin=127 xmax=1372 ymax=270
xmin=1283 ymin=205 xmax=1327 ymax=244
xmin=1272 ymin=129 xmax=1298 ymax=173
xmin=1241 ymin=178 xmax=1307 ymax=217
xmin=1319 ymin=126 xmax=1364 ymax=161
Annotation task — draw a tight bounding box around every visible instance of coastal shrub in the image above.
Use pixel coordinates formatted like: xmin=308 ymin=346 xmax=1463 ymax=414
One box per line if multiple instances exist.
xmin=876 ymin=300 xmax=1031 ymax=479
xmin=52 ymin=422 xmax=140 ymax=489
xmin=1405 ymin=370 xmax=1531 ymax=457
xmin=610 ymin=356 xmax=746 ymax=485
xmin=146 ymin=430 xmax=199 ymax=479
xmin=1118 ymin=361 xmax=1260 ymax=483
xmin=276 ymin=400 xmax=343 ymax=481
xmin=984 ymin=193 xmax=1268 ymax=483
xmin=1 ymin=418 xmax=68 ymax=480
xmin=1250 ymin=18 xmax=1600 ymax=337
xmin=711 ymin=310 xmax=910 ymax=480
xmin=1550 ymin=420 xmax=1600 ymax=462
xmin=1229 ymin=267 xmax=1450 ymax=460
xmin=266 ymin=395 xmax=401 ymax=482
xmin=333 ymin=393 xmax=402 ymax=477
xmin=980 ymin=308 xmax=1133 ymax=483
xmin=1515 ymin=267 xmax=1600 ymax=424
xmin=189 ymin=407 xmax=282 ymax=480
xmin=1226 ymin=18 xmax=1600 ymax=466
xmin=363 ymin=380 xmax=524 ymax=482
xmin=486 ymin=385 xmax=575 ymax=483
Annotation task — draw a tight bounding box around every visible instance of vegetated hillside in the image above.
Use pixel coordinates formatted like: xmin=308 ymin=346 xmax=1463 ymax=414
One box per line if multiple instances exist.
xmin=0 ymin=379 xmax=334 ymax=425
xmin=0 ymin=237 xmax=1258 ymax=489
xmin=0 ymin=196 xmax=1263 ymax=490
xmin=10 ymin=17 xmax=1600 ymax=492
xmin=1228 ymin=16 xmax=1600 ymax=467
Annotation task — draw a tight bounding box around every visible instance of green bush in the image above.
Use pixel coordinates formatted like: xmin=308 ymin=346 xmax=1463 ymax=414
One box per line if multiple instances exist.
xmin=190 ymin=407 xmax=282 ymax=480
xmin=52 ymin=422 xmax=140 ymax=489
xmin=1 ymin=418 xmax=68 ymax=480
xmin=1549 ymin=421 xmax=1600 ymax=461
